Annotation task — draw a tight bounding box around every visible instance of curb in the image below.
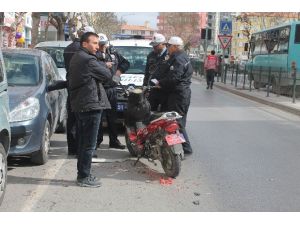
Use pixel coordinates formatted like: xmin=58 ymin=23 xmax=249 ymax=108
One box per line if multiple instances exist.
xmin=192 ymin=75 xmax=300 ymax=117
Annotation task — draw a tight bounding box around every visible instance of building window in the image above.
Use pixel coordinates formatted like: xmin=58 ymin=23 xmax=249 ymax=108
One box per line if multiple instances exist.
xmin=150 ymin=31 xmax=154 ymax=35
xmin=141 ymin=30 xmax=145 ymax=35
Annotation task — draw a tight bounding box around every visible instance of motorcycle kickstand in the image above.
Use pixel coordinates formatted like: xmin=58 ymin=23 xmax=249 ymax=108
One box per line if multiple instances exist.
xmin=134 ymin=156 xmax=141 ymax=166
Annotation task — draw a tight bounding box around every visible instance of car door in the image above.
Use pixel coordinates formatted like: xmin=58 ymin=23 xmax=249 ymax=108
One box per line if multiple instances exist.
xmin=48 ymin=55 xmax=67 ymax=126
xmin=43 ymin=54 xmax=59 ymax=133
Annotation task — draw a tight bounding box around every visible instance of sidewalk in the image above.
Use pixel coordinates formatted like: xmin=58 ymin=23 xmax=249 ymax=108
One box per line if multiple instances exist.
xmin=192 ymin=73 xmax=300 ymax=117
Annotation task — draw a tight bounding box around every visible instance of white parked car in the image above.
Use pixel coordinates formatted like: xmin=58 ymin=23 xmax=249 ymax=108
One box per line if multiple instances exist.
xmin=109 ymin=38 xmax=153 ymax=122
xmin=35 ymin=41 xmax=72 ymax=81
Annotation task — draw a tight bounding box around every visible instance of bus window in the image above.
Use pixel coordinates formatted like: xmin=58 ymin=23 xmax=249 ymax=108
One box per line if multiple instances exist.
xmin=295 ymin=24 xmax=300 ymax=43
xmin=266 ymin=30 xmax=279 ymax=54
xmin=278 ymin=27 xmax=290 ymax=53
xmin=252 ymin=34 xmax=262 ymax=55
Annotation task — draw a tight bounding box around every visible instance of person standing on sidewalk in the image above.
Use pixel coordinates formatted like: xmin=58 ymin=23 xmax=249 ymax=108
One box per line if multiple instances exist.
xmin=204 ymin=50 xmax=219 ymax=89
xmin=96 ymin=33 xmax=130 ymax=150
xmin=68 ymin=32 xmax=114 ymax=188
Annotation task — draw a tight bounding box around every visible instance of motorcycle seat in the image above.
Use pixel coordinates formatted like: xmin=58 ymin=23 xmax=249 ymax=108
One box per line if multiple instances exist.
xmin=149 ymin=112 xmax=164 ymax=122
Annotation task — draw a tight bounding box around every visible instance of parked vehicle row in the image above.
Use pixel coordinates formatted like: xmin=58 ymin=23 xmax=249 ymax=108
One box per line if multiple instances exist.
xmin=0 ymin=47 xmax=68 ymax=205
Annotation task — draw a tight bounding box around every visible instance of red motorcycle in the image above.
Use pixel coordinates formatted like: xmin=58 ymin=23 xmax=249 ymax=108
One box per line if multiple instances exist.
xmin=124 ymin=88 xmax=185 ymax=178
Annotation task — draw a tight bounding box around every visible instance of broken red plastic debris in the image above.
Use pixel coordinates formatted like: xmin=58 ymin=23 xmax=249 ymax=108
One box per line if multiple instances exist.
xmin=160 ymin=177 xmax=173 ymax=185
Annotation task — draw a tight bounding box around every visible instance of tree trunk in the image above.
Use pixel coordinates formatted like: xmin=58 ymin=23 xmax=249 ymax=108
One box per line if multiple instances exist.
xmin=57 ymin=22 xmax=65 ymax=40
xmin=44 ymin=15 xmax=50 ymax=41
xmin=31 ymin=12 xmax=41 ymax=47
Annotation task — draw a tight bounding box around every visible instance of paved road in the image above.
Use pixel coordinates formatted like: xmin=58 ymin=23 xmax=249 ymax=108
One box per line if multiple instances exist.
xmin=2 ymin=78 xmax=300 ymax=211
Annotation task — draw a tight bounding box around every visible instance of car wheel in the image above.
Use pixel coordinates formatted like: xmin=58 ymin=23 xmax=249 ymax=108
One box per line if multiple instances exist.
xmin=0 ymin=142 xmax=7 ymax=205
xmin=31 ymin=120 xmax=50 ymax=165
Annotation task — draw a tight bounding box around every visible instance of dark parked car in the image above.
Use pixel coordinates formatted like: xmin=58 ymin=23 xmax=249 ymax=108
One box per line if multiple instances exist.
xmin=2 ymin=48 xmax=67 ymax=165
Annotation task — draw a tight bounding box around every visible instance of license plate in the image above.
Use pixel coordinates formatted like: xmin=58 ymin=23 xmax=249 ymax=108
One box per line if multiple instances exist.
xmin=117 ymin=103 xmax=125 ymax=112
xmin=165 ymin=133 xmax=185 ymax=146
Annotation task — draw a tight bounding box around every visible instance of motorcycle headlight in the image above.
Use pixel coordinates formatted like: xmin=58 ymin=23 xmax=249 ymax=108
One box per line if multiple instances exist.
xmin=9 ymin=97 xmax=40 ymax=122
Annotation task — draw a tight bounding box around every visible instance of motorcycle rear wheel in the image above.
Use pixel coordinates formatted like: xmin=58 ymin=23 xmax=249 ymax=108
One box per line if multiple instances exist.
xmin=161 ymin=144 xmax=181 ymax=178
xmin=125 ymin=131 xmax=139 ymax=157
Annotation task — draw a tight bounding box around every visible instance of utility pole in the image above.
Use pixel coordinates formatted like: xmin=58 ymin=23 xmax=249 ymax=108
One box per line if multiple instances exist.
xmin=0 ymin=12 xmax=4 ymax=47
xmin=204 ymin=25 xmax=209 ymax=60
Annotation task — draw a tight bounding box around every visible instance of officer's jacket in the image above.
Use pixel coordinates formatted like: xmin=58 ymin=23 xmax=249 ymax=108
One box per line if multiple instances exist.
xmin=96 ymin=47 xmax=130 ymax=88
xmin=159 ymin=50 xmax=193 ymax=92
xmin=143 ymin=48 xmax=169 ymax=86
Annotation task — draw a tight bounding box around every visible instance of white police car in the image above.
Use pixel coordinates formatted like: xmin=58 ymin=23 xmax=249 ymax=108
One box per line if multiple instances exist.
xmin=110 ymin=38 xmax=152 ymax=122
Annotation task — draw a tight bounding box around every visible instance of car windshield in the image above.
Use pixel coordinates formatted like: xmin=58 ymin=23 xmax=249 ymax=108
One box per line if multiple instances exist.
xmin=3 ymin=52 xmax=40 ymax=86
xmin=36 ymin=47 xmax=65 ymax=68
xmin=113 ymin=46 xmax=152 ymax=74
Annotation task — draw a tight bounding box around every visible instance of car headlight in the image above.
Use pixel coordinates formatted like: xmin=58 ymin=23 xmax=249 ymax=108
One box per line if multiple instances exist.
xmin=9 ymin=97 xmax=40 ymax=122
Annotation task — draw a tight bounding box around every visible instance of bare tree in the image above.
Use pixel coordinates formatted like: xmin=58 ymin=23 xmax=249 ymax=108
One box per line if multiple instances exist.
xmin=31 ymin=12 xmax=41 ymax=47
xmin=84 ymin=12 xmax=121 ymax=39
xmin=49 ymin=12 xmax=66 ymax=41
xmin=160 ymin=12 xmax=201 ymax=52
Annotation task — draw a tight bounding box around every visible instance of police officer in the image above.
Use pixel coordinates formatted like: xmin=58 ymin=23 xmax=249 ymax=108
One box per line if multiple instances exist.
xmin=143 ymin=33 xmax=169 ymax=111
xmin=96 ymin=33 xmax=130 ymax=150
xmin=155 ymin=36 xmax=193 ymax=155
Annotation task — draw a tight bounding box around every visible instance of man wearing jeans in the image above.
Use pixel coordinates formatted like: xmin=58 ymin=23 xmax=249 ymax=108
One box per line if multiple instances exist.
xmin=68 ymin=32 xmax=114 ymax=187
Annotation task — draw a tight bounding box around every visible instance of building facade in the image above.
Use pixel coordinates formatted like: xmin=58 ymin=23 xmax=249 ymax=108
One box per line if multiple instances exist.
xmin=121 ymin=22 xmax=154 ymax=38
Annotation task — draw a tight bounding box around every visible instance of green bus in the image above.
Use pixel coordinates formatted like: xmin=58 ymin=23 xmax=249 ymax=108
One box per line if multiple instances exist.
xmin=247 ymin=21 xmax=300 ymax=93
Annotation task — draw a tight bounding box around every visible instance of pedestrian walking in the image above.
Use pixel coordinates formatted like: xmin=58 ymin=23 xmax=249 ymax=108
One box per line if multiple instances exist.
xmin=204 ymin=50 xmax=219 ymax=89
xmin=154 ymin=36 xmax=193 ymax=156
xmin=68 ymin=32 xmax=116 ymax=187
xmin=143 ymin=33 xmax=169 ymax=111
xmin=96 ymin=33 xmax=130 ymax=151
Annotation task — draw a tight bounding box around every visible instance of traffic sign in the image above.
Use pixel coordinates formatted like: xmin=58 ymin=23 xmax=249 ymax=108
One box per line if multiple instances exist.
xmin=218 ymin=35 xmax=232 ymax=49
xmin=220 ymin=20 xmax=232 ymax=35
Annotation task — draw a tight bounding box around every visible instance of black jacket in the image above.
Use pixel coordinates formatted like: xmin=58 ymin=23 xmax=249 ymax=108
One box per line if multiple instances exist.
xmin=143 ymin=48 xmax=169 ymax=86
xmin=68 ymin=47 xmax=112 ymax=112
xmin=64 ymin=38 xmax=80 ymax=73
xmin=159 ymin=50 xmax=193 ymax=115
xmin=96 ymin=46 xmax=130 ymax=88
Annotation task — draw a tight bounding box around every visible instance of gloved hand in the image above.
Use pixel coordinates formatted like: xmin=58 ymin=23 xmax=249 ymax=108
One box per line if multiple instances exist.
xmin=112 ymin=75 xmax=121 ymax=84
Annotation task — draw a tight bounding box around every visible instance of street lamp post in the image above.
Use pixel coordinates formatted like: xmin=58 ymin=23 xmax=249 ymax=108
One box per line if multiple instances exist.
xmin=204 ymin=26 xmax=209 ymax=60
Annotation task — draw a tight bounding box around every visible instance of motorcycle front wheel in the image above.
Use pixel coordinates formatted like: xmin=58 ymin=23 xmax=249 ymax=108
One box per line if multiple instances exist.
xmin=161 ymin=143 xmax=181 ymax=178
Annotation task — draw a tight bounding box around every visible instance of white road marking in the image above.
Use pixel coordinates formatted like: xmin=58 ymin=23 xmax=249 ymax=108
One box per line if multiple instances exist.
xmin=21 ymin=158 xmax=67 ymax=212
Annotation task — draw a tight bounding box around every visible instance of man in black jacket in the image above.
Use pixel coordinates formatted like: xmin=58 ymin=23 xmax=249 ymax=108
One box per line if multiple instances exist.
xmin=156 ymin=36 xmax=193 ymax=155
xmin=68 ymin=32 xmax=115 ymax=187
xmin=64 ymin=26 xmax=95 ymax=156
xmin=96 ymin=33 xmax=130 ymax=150
xmin=143 ymin=33 xmax=169 ymax=111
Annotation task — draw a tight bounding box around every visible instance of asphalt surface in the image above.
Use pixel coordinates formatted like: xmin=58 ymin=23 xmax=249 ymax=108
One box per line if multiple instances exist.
xmin=2 ymin=78 xmax=300 ymax=211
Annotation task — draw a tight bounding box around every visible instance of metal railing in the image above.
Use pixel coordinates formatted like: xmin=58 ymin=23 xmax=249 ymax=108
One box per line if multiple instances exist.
xmin=196 ymin=62 xmax=300 ymax=103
